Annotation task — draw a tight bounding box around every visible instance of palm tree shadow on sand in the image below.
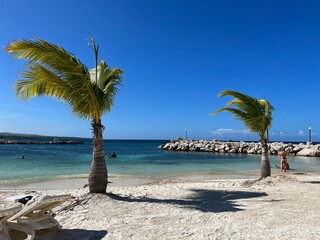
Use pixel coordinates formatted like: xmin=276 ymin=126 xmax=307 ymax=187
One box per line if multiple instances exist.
xmin=47 ymin=229 xmax=108 ymax=240
xmin=107 ymin=189 xmax=268 ymax=213
xmin=303 ymin=181 xmax=320 ymax=184
xmin=11 ymin=228 xmax=108 ymax=240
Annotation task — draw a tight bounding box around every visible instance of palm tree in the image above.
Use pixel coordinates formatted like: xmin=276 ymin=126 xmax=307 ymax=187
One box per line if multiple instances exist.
xmin=211 ymin=90 xmax=274 ymax=178
xmin=5 ymin=36 xmax=124 ymax=193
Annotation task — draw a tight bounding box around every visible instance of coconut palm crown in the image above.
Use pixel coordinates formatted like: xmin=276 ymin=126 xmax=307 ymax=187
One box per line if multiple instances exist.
xmin=211 ymin=90 xmax=274 ymax=178
xmin=5 ymin=36 xmax=124 ymax=193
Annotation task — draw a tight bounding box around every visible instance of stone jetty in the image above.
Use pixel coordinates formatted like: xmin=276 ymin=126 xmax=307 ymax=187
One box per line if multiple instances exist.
xmin=0 ymin=139 xmax=83 ymax=144
xmin=159 ymin=138 xmax=320 ymax=157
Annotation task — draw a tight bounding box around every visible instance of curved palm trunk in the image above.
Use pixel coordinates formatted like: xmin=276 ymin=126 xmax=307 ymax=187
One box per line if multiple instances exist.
xmin=260 ymin=138 xmax=271 ymax=178
xmin=89 ymin=120 xmax=108 ymax=193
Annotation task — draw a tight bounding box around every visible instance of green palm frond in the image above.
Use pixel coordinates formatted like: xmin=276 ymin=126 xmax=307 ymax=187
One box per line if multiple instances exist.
xmin=88 ymin=60 xmax=123 ymax=115
xmin=6 ymin=38 xmax=87 ymax=77
xmin=15 ymin=63 xmax=78 ymax=100
xmin=6 ymin=37 xmax=124 ymax=123
xmin=211 ymin=90 xmax=274 ymax=139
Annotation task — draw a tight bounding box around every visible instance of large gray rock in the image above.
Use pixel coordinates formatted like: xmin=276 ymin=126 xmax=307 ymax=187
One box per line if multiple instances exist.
xmin=296 ymin=148 xmax=320 ymax=157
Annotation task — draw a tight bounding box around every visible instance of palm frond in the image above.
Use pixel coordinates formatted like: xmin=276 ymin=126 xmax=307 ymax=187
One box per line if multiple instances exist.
xmin=15 ymin=64 xmax=72 ymax=99
xmin=6 ymin=37 xmax=124 ymax=123
xmin=6 ymin=38 xmax=87 ymax=77
xmin=212 ymin=90 xmax=274 ymax=139
xmin=89 ymin=60 xmax=123 ymax=116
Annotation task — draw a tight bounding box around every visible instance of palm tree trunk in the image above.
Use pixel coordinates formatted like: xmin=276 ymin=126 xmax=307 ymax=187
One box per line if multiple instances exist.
xmin=89 ymin=120 xmax=108 ymax=193
xmin=260 ymin=138 xmax=271 ymax=178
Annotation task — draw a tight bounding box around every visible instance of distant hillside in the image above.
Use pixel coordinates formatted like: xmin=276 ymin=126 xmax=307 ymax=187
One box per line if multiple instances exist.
xmin=0 ymin=132 xmax=85 ymax=140
xmin=0 ymin=132 xmax=41 ymax=137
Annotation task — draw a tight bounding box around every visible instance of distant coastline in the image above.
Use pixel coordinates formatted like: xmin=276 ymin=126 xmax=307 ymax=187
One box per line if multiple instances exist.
xmin=0 ymin=139 xmax=83 ymax=144
xmin=0 ymin=132 xmax=85 ymax=144
xmin=0 ymin=132 xmax=86 ymax=140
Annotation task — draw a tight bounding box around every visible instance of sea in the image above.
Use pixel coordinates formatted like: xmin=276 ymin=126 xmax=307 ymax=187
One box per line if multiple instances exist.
xmin=1 ymin=139 xmax=320 ymax=186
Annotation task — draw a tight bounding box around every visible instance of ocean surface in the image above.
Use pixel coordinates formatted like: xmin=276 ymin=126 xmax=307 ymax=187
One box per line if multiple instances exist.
xmin=1 ymin=139 xmax=320 ymax=185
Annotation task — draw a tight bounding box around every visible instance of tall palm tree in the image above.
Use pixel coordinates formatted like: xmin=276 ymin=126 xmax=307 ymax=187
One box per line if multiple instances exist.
xmin=5 ymin=36 xmax=123 ymax=193
xmin=211 ymin=90 xmax=274 ymax=178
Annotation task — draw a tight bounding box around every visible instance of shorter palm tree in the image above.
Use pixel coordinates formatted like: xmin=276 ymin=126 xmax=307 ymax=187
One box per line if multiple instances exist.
xmin=211 ymin=90 xmax=274 ymax=178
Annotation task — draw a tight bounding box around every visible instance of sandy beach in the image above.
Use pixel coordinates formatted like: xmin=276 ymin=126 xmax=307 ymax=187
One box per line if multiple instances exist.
xmin=1 ymin=173 xmax=320 ymax=240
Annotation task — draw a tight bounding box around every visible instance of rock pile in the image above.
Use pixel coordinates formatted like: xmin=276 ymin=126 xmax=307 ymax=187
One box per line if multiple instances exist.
xmin=159 ymin=139 xmax=320 ymax=157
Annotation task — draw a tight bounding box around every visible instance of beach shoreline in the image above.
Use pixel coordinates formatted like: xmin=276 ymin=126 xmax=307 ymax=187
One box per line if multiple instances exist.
xmin=1 ymin=173 xmax=320 ymax=239
xmin=0 ymin=172 xmax=277 ymax=190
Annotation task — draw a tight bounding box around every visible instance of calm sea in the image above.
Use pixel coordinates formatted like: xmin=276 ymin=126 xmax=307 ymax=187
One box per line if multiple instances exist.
xmin=1 ymin=139 xmax=320 ymax=185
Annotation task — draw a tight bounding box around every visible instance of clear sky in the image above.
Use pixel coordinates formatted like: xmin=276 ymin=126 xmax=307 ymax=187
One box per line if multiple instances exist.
xmin=0 ymin=0 xmax=319 ymax=141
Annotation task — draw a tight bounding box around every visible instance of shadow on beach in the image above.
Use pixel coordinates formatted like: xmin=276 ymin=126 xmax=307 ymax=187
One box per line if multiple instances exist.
xmin=33 ymin=229 xmax=108 ymax=240
xmin=303 ymin=181 xmax=320 ymax=184
xmin=107 ymin=189 xmax=267 ymax=213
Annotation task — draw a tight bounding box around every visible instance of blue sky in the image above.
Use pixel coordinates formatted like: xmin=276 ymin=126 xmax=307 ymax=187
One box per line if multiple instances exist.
xmin=0 ymin=0 xmax=319 ymax=141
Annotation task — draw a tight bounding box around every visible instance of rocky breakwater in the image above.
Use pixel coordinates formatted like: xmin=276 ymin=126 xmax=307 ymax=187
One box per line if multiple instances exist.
xmin=159 ymin=139 xmax=320 ymax=157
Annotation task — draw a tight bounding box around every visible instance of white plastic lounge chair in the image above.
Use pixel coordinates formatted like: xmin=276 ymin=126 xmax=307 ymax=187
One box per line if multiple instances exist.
xmin=7 ymin=194 xmax=71 ymax=240
xmin=0 ymin=205 xmax=23 ymax=240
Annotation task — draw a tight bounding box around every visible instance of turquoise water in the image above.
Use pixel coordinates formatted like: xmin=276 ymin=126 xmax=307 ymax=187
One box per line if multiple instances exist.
xmin=1 ymin=139 xmax=320 ymax=184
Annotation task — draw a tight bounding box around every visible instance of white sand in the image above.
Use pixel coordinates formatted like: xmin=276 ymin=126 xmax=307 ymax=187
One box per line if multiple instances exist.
xmin=1 ymin=173 xmax=320 ymax=240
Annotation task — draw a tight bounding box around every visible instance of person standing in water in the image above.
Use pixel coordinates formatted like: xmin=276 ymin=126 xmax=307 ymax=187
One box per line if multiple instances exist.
xmin=279 ymin=150 xmax=289 ymax=172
